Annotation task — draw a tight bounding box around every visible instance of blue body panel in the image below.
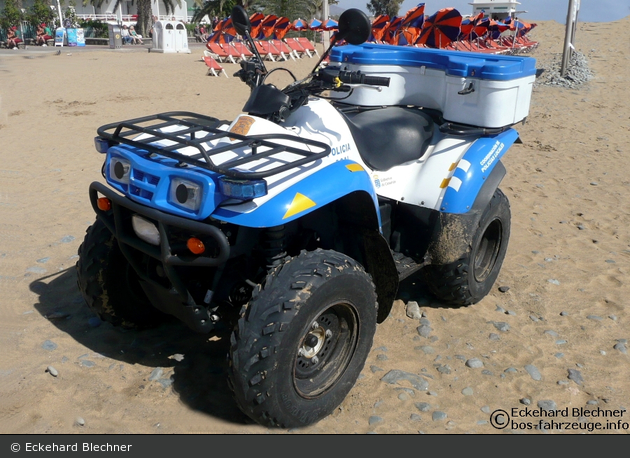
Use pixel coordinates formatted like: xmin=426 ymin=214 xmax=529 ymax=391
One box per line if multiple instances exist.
xmin=330 ymin=43 xmax=537 ymax=80
xmin=212 ymin=160 xmax=379 ymax=228
xmin=106 ymin=145 xmax=226 ymax=220
xmin=440 ymin=128 xmax=519 ymax=214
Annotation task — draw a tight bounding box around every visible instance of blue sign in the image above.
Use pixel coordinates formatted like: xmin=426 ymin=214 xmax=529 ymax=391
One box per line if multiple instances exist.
xmin=54 ymin=27 xmax=65 ymax=47
xmin=67 ymin=28 xmax=77 ymax=46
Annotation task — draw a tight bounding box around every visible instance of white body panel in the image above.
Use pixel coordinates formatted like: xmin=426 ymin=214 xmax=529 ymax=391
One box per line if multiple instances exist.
xmin=145 ymin=97 xmax=475 ymax=212
xmin=284 ymin=99 xmax=475 ymax=211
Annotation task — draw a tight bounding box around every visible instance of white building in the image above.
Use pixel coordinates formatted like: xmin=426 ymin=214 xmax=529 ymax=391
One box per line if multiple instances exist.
xmin=469 ymin=0 xmax=526 ymax=20
xmin=0 ymin=0 xmax=191 ymax=25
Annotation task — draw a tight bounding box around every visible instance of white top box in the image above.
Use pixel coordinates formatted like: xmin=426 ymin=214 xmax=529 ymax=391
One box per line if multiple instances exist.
xmin=328 ymin=44 xmax=537 ymax=128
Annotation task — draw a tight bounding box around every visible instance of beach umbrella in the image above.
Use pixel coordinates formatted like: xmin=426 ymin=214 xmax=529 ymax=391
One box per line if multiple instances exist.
xmin=270 ymin=16 xmax=291 ymax=40
xmin=370 ymin=14 xmax=390 ymax=42
xmin=261 ymin=14 xmax=279 ymax=38
xmin=208 ymin=17 xmax=236 ymax=43
xmin=486 ymin=18 xmax=509 ymax=39
xmin=291 ymin=18 xmax=308 ymax=31
xmin=417 ymin=8 xmax=462 ymax=48
xmin=248 ymin=12 xmax=265 ymax=38
xmin=460 ymin=12 xmax=486 ymax=40
xmin=399 ymin=3 xmax=426 ymax=45
xmin=507 ymin=18 xmax=532 ymax=37
xmin=383 ymin=16 xmax=403 ymax=44
xmin=309 ymin=18 xmax=322 ymax=31
xmin=321 ymin=18 xmax=339 ymax=31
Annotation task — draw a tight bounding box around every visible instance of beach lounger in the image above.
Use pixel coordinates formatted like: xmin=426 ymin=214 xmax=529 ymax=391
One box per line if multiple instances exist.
xmin=296 ymin=37 xmax=319 ymax=57
xmin=254 ymin=40 xmax=282 ymax=61
xmin=206 ymin=42 xmax=232 ymax=63
xmin=269 ymin=39 xmax=297 ymax=60
xmin=229 ymin=41 xmax=254 ymax=61
xmin=204 ymin=56 xmax=228 ymax=77
xmin=284 ymin=37 xmax=309 ymax=58
xmin=220 ymin=42 xmax=245 ymax=63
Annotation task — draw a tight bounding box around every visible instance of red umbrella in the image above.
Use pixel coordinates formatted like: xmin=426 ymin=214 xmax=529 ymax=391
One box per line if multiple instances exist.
xmin=291 ymin=18 xmax=308 ymax=31
xmin=271 ymin=16 xmax=291 ymax=40
xmin=321 ymin=18 xmax=339 ymax=31
xmin=261 ymin=15 xmax=279 ymax=39
xmin=208 ymin=17 xmax=236 ymax=43
xmin=370 ymin=14 xmax=390 ymax=42
xmin=383 ymin=16 xmax=403 ymax=44
xmin=309 ymin=18 xmax=322 ymax=31
xmin=399 ymin=3 xmax=426 ymax=45
xmin=460 ymin=12 xmax=486 ymax=40
xmin=417 ymin=8 xmax=462 ymax=48
xmin=249 ymin=12 xmax=265 ymax=38
xmin=487 ymin=19 xmax=510 ymax=39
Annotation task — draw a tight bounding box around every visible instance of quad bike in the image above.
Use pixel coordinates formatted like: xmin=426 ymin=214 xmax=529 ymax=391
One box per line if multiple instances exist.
xmin=76 ymin=7 xmax=537 ymax=428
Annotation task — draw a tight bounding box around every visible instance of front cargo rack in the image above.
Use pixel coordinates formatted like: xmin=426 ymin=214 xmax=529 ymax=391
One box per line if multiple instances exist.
xmin=96 ymin=111 xmax=331 ymax=180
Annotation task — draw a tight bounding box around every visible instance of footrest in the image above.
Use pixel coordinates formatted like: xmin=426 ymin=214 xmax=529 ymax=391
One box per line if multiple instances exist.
xmin=393 ymin=251 xmax=427 ymax=281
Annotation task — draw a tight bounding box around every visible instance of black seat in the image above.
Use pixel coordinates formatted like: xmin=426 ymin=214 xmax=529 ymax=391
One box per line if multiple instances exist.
xmin=342 ymin=107 xmax=435 ymax=171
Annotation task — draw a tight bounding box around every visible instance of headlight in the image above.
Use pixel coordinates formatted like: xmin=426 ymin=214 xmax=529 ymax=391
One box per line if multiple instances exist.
xmin=170 ymin=177 xmax=202 ymax=212
xmin=109 ymin=157 xmax=131 ymax=184
xmin=218 ymin=177 xmax=267 ymax=200
xmin=132 ymin=215 xmax=160 ymax=246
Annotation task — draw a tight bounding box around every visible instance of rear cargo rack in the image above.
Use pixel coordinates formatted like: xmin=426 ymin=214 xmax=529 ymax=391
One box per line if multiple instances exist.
xmin=96 ymin=111 xmax=331 ymax=180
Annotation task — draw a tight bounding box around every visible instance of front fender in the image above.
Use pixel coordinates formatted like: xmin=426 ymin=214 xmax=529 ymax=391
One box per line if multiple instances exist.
xmin=212 ymin=160 xmax=379 ymax=227
xmin=440 ymin=128 xmax=518 ymax=214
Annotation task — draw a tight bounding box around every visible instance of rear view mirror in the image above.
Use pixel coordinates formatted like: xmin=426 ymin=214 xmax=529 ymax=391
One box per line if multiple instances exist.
xmin=232 ymin=6 xmax=251 ymax=36
xmin=336 ymin=8 xmax=371 ymax=45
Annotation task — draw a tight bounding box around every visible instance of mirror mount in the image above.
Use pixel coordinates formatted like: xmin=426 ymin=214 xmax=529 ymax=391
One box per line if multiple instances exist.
xmin=310 ymin=8 xmax=371 ymax=74
xmin=231 ymin=6 xmax=268 ymax=82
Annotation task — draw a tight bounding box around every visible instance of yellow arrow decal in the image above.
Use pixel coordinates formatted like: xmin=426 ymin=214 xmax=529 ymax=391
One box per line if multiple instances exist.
xmin=283 ymin=193 xmax=316 ymax=219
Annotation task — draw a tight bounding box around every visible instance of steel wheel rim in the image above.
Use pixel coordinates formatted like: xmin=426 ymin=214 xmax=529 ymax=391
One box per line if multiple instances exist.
xmin=294 ymin=301 xmax=358 ymax=398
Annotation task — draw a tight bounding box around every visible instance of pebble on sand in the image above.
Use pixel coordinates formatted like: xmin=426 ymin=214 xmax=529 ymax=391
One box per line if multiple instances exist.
xmin=465 ymin=358 xmax=484 ymax=369
xmin=568 ymin=369 xmax=584 ymax=385
xmin=41 ymin=340 xmax=57 ymax=351
xmin=46 ymin=366 xmax=58 ymax=377
xmin=525 ymin=364 xmax=542 ymax=381
xmin=380 ymin=370 xmax=429 ymax=391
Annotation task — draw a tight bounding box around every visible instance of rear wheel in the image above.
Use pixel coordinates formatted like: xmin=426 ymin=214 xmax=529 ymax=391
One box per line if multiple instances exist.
xmin=76 ymin=218 xmax=170 ymax=329
xmin=228 ymin=249 xmax=378 ymax=428
xmin=424 ymin=188 xmax=510 ymax=306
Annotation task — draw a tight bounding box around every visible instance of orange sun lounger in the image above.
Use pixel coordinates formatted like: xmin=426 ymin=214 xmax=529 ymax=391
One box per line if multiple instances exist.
xmin=203 ymin=56 xmax=228 ymax=77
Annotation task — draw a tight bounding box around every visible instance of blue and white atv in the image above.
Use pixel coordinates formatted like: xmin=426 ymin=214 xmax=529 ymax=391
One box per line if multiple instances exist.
xmin=76 ymin=7 xmax=537 ymax=428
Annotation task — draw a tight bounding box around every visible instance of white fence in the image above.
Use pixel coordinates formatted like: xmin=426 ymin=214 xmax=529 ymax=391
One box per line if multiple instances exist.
xmin=75 ymin=13 xmax=193 ymax=24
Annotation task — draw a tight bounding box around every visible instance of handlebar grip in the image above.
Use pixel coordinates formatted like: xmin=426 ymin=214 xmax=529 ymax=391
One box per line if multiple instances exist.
xmin=337 ymin=71 xmax=390 ymax=87
xmin=361 ymin=75 xmax=390 ymax=87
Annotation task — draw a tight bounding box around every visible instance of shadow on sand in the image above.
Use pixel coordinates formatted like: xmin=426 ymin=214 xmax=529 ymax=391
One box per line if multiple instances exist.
xmin=28 ymin=263 xmax=438 ymax=427
xmin=29 ymin=267 xmax=253 ymax=426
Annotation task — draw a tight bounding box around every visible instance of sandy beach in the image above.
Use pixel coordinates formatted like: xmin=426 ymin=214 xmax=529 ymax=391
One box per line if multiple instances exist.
xmin=1 ymin=17 xmax=629 ymax=435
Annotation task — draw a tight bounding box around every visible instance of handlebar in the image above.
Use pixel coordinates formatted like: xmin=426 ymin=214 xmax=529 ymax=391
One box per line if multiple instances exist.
xmin=317 ymin=68 xmax=390 ymax=88
xmin=336 ymin=71 xmax=391 ymax=87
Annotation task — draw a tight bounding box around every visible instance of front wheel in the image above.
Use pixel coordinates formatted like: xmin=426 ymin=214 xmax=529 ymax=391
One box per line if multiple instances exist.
xmin=228 ymin=249 xmax=378 ymax=428
xmin=424 ymin=188 xmax=511 ymax=306
xmin=76 ymin=218 xmax=171 ymax=329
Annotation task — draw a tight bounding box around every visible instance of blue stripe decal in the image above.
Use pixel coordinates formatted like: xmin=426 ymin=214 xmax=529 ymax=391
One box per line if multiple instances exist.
xmin=441 ymin=128 xmax=518 ymax=214
xmin=213 ymin=160 xmax=378 ymax=228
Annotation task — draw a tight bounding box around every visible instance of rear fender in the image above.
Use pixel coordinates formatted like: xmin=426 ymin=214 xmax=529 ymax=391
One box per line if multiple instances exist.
xmin=440 ymin=128 xmax=518 ymax=214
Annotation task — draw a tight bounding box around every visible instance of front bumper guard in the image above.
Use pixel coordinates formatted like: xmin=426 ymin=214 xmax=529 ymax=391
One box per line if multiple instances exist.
xmin=89 ymin=181 xmax=231 ymax=333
